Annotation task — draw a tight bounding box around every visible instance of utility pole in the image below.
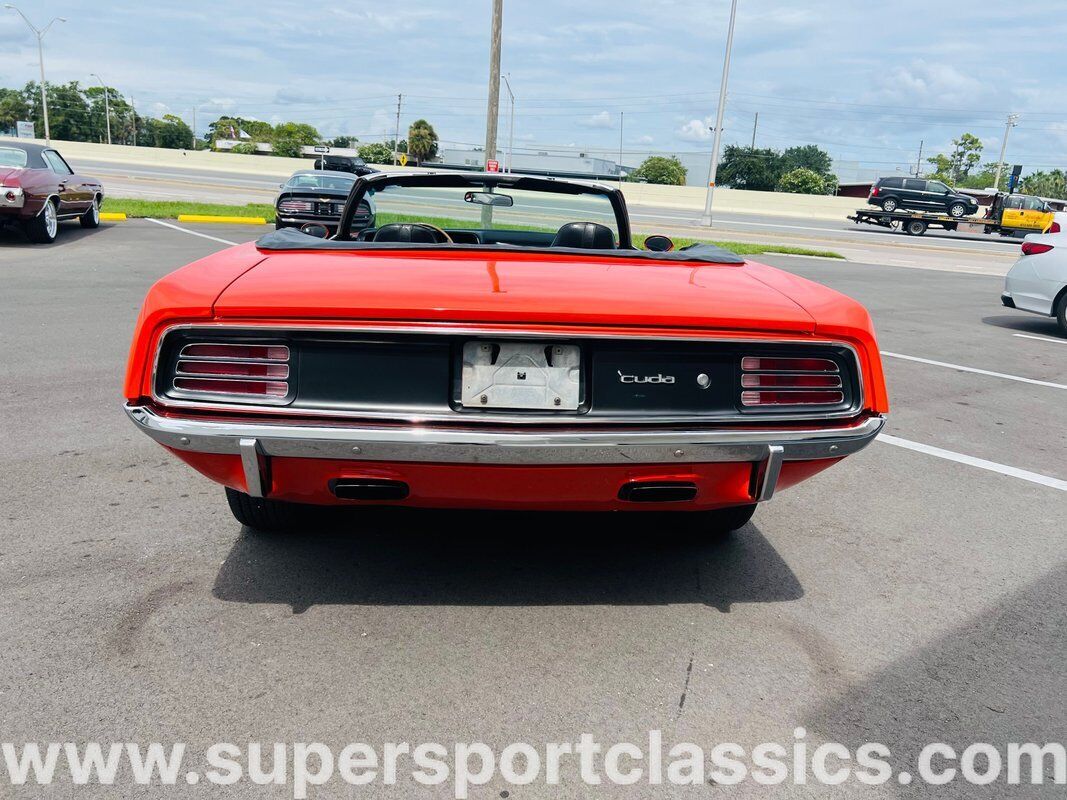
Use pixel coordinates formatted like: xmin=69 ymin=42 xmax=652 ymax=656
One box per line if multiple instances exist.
xmin=131 ymin=95 xmax=136 ymax=147
xmin=750 ymin=111 xmax=758 ymax=148
xmin=484 ymin=0 xmax=503 ymax=165
xmin=5 ymin=5 xmax=66 ymax=145
xmin=502 ymin=73 xmax=515 ymax=172
xmin=699 ymin=0 xmax=739 ymax=227
xmin=993 ymin=113 xmax=1019 ymax=191
xmin=191 ymin=105 xmax=197 ymax=150
xmin=393 ymin=93 xmax=402 ymax=166
xmin=482 ymin=0 xmax=503 ymax=226
xmin=619 ymin=111 xmax=624 ymax=181
xmin=90 ymin=74 xmax=111 ymax=144
xmin=915 ymin=139 xmax=923 ymax=177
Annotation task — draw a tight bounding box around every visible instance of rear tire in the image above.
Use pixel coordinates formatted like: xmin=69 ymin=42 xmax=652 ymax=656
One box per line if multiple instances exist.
xmin=947 ymin=202 xmax=967 ymax=218
xmin=880 ymin=197 xmax=900 ymax=212
xmin=904 ymin=219 xmax=927 ymax=236
xmin=1056 ymin=294 xmax=1067 ymax=337
xmin=25 ymin=199 xmax=58 ymax=243
xmin=79 ymin=196 xmax=101 ymax=229
xmin=225 ymin=487 xmax=319 ymax=532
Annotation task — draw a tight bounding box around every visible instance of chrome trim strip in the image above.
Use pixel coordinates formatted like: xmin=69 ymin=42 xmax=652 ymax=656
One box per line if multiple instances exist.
xmin=126 ymin=405 xmax=884 ymax=469
xmin=238 ymin=438 xmax=264 ymax=498
xmin=149 ymin=323 xmax=868 ymax=425
xmin=755 ymin=445 xmax=785 ymax=501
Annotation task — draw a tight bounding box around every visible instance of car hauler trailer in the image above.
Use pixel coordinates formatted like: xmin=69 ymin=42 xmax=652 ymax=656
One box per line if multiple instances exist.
xmin=849 ymin=192 xmax=1055 ymax=237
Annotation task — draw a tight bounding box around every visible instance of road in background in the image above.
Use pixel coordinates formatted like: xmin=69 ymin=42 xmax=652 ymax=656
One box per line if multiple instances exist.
xmin=78 ymin=157 xmax=1024 ymax=272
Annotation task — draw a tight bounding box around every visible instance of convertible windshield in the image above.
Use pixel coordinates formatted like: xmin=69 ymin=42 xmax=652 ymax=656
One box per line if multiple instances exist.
xmin=367 ymin=181 xmax=620 ymax=239
xmin=285 ymin=173 xmax=356 ymax=191
xmin=0 ymin=147 xmax=28 ymax=168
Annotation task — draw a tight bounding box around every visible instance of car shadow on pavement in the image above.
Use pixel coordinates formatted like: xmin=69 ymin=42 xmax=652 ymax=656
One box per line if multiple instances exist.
xmin=0 ymin=222 xmax=98 ymax=247
xmin=803 ymin=565 xmax=1066 ymax=798
xmin=211 ymin=509 xmax=803 ymax=613
xmin=980 ymin=314 xmax=1064 ymax=338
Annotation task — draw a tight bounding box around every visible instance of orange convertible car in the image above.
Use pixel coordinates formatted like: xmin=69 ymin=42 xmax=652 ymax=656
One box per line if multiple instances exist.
xmin=124 ymin=172 xmax=887 ymax=534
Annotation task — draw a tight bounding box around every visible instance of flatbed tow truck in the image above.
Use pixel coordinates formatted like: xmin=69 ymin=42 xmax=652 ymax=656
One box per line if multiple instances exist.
xmin=848 ymin=192 xmax=1055 ymax=237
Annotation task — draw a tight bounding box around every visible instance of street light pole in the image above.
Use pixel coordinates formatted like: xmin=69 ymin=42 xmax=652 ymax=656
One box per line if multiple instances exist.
xmin=993 ymin=113 xmax=1019 ymax=192
xmin=699 ymin=0 xmax=739 ymax=227
xmin=502 ymin=73 xmax=515 ymax=173
xmin=5 ymin=5 xmax=66 ymax=145
xmin=619 ymin=111 xmax=624 ymax=181
xmin=90 ymin=73 xmax=111 ymax=145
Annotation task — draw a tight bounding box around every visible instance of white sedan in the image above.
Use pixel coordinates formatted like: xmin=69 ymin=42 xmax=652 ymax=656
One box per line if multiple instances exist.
xmin=1002 ymin=232 xmax=1067 ymax=334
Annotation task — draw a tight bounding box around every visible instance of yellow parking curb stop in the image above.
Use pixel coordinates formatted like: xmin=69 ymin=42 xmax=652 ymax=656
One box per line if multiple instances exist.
xmin=177 ymin=214 xmax=268 ymax=225
xmin=100 ymin=212 xmax=127 ymax=221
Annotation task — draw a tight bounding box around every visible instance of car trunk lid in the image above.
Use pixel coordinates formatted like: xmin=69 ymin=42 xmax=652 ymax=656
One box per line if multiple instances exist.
xmin=212 ymin=250 xmax=816 ymax=334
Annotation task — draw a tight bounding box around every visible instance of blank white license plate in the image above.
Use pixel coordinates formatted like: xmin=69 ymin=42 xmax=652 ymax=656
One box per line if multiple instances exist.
xmin=461 ymin=342 xmax=581 ymax=410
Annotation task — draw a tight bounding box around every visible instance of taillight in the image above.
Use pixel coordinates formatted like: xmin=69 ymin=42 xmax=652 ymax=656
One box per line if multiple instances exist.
xmin=1021 ymin=241 xmax=1054 ymax=256
xmin=740 ymin=355 xmax=844 ymax=407
xmin=172 ymin=343 xmax=290 ymax=401
xmin=278 ymin=199 xmax=315 ymax=213
xmin=1050 ymin=221 xmax=1061 ymax=233
xmin=870 ymin=186 xmax=880 ymax=197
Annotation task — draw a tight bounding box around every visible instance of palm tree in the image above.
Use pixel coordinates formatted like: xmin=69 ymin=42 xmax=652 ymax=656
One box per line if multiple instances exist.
xmin=407 ymin=119 xmax=438 ymax=166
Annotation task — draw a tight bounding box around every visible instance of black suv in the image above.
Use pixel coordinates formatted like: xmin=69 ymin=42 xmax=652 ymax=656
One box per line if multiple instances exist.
xmin=868 ymin=177 xmax=979 ymax=218
xmin=313 ymin=154 xmax=379 ymax=176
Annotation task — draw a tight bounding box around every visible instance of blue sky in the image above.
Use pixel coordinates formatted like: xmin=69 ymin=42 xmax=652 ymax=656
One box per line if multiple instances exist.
xmin=4 ymin=1 xmax=1067 ymax=176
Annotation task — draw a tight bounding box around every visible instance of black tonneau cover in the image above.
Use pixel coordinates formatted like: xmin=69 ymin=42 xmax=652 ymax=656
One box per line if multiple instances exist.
xmin=254 ymin=227 xmax=746 ymax=265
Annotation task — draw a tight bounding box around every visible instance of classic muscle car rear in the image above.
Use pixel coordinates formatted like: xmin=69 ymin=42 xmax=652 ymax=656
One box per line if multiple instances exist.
xmin=124 ymin=172 xmax=888 ymax=534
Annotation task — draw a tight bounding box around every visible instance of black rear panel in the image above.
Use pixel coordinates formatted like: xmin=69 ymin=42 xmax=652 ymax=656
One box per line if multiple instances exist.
xmin=154 ymin=328 xmax=862 ymax=421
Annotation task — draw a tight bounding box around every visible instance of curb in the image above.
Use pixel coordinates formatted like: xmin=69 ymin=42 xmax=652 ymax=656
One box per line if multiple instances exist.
xmin=176 ymin=214 xmax=268 ymax=225
xmin=100 ymin=212 xmax=127 ymax=221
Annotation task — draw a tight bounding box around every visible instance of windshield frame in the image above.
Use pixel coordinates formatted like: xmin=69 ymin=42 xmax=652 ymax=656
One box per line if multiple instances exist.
xmin=336 ymin=171 xmax=633 ymax=248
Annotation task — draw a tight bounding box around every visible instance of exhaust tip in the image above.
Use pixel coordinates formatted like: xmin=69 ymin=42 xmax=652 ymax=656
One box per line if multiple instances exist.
xmin=330 ymin=478 xmax=409 ymax=501
xmin=618 ymin=481 xmax=698 ymax=503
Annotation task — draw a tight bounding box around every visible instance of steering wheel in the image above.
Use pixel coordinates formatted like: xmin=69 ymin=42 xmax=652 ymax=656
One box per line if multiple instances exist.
xmin=372 ymin=223 xmax=453 ymax=244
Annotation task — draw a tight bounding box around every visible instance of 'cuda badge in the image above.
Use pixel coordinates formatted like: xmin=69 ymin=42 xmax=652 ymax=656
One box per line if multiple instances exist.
xmin=618 ymin=370 xmax=675 ymax=384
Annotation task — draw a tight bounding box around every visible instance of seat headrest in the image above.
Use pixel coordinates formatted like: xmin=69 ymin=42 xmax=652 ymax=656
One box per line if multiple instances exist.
xmin=373 ymin=223 xmax=448 ymax=243
xmin=551 ymin=222 xmax=616 ymax=249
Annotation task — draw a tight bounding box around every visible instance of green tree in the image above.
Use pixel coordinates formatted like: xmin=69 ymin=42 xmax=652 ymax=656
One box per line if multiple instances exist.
xmin=717 ymin=145 xmax=784 ymax=191
xmin=0 ymin=88 xmax=29 ymax=132
xmin=206 ymin=116 xmax=273 ymax=147
xmin=927 ymin=132 xmax=983 ymax=184
xmin=271 ymin=138 xmax=303 ymax=158
xmin=23 ymin=81 xmax=92 ymax=141
xmin=776 ymin=167 xmax=827 ymax=194
xmin=330 ymin=136 xmax=357 ymax=148
xmin=630 ymin=155 xmax=687 ymax=185
xmin=230 ymin=141 xmax=258 ymax=155
xmin=1020 ymin=169 xmax=1067 ymax=199
xmin=406 ymin=119 xmax=438 ymax=165
xmin=780 ymin=145 xmax=833 ymax=177
xmin=142 ymin=114 xmax=192 ymax=149
xmin=358 ymin=142 xmax=394 ymax=164
xmin=273 ymin=121 xmax=321 ymax=146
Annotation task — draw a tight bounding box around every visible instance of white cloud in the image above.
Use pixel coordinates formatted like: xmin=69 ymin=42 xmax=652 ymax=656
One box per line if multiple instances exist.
xmin=580 ymin=111 xmax=613 ymax=129
xmin=636 ymin=134 xmax=654 ymax=144
xmin=678 ymin=117 xmax=713 ymax=142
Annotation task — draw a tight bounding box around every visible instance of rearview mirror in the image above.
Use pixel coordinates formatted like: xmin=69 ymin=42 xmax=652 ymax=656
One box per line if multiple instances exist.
xmin=643 ymin=235 xmax=674 ymax=252
xmin=464 ymin=191 xmax=513 ymax=207
xmin=299 ymin=223 xmax=330 ymax=239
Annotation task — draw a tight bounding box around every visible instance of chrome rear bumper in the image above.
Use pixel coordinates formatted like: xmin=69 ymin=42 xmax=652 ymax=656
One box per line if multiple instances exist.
xmin=125 ymin=405 xmax=884 ymax=500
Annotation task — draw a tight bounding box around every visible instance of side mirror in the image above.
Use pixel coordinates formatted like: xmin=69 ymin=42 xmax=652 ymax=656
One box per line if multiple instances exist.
xmin=278 ymin=183 xmax=285 ymax=189
xmin=643 ymin=235 xmax=674 ymax=252
xmin=299 ymin=223 xmax=330 ymax=239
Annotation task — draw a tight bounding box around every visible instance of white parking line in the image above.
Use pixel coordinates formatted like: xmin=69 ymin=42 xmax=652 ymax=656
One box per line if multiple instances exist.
xmin=1013 ymin=333 xmax=1067 ymax=345
xmin=880 ymin=351 xmax=1067 ymax=390
xmin=145 ymin=217 xmax=239 ymax=246
xmin=878 ymin=434 xmax=1067 ymax=492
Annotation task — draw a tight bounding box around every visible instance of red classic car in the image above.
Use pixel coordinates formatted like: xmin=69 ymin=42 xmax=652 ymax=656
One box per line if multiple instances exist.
xmin=0 ymin=140 xmax=104 ymax=243
xmin=124 ymin=172 xmax=888 ymax=535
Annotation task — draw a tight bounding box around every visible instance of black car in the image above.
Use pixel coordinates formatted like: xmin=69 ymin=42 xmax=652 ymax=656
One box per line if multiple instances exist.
xmin=313 ymin=154 xmax=379 ymax=176
xmin=274 ymin=170 xmax=375 ymax=233
xmin=868 ymin=177 xmax=979 ymax=218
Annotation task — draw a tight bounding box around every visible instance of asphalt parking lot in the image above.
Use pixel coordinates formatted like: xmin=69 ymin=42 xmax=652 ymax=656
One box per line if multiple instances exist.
xmin=1 ymin=219 xmax=1064 ymax=798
